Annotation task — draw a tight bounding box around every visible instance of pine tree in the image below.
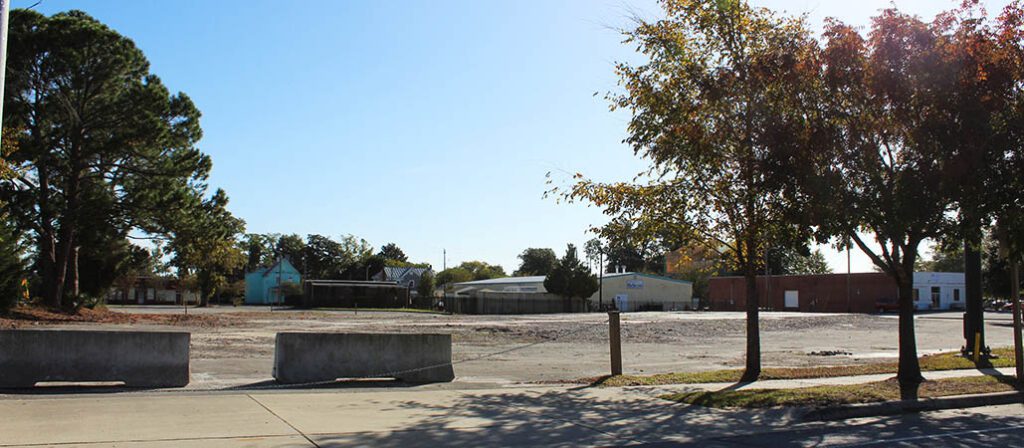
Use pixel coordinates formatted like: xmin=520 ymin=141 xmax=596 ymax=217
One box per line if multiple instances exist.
xmin=544 ymin=244 xmax=599 ymax=299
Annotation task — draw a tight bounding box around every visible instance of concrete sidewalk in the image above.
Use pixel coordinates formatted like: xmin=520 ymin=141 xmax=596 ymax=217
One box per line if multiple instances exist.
xmin=0 ymin=368 xmax=1019 ymax=447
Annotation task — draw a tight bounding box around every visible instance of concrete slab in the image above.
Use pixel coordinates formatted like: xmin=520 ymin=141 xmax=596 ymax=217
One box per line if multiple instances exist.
xmin=0 ymin=330 xmax=190 ymax=388
xmin=0 ymin=394 xmax=298 ymax=446
xmin=248 ymin=390 xmax=542 ymax=435
xmin=273 ymin=333 xmax=454 ymax=384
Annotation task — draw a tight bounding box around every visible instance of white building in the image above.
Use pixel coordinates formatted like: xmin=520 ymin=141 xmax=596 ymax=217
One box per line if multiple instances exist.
xmin=912 ymin=272 xmax=966 ymax=311
xmin=453 ymin=272 xmax=694 ymax=312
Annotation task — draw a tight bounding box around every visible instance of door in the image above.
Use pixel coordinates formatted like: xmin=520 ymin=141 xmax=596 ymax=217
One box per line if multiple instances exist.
xmin=931 ymin=286 xmax=940 ymax=309
xmin=615 ymin=294 xmax=628 ymax=311
xmin=784 ymin=290 xmax=799 ymax=309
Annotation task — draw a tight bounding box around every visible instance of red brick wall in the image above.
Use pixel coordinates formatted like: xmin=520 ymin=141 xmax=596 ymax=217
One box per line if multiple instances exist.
xmin=707 ymin=273 xmax=900 ymax=313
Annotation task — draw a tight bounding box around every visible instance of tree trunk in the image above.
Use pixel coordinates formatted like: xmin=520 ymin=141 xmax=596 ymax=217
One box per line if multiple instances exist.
xmin=66 ymin=245 xmax=79 ymax=300
xmin=740 ymin=265 xmax=761 ymax=382
xmin=964 ymin=228 xmax=985 ymax=357
xmin=52 ymin=222 xmax=74 ymax=308
xmin=896 ymin=271 xmax=923 ymax=400
xmin=39 ymin=232 xmax=58 ymax=307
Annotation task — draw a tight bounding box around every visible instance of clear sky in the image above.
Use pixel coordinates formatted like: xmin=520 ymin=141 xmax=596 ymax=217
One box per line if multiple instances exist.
xmin=13 ymin=0 xmax=1013 ymax=274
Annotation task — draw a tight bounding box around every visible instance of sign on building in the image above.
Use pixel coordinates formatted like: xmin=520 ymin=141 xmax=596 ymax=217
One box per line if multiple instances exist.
xmin=626 ymin=280 xmax=644 ymax=289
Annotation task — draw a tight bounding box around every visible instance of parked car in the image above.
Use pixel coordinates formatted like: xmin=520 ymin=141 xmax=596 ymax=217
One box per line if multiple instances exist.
xmin=875 ymin=297 xmax=899 ymax=313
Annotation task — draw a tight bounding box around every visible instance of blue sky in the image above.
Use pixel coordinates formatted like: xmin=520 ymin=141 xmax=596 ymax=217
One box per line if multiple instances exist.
xmin=14 ymin=0 xmax=1012 ymax=274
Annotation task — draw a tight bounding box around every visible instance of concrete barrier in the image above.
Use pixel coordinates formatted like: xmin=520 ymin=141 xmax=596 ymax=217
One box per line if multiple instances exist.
xmin=273 ymin=333 xmax=454 ymax=384
xmin=0 ymin=330 xmax=190 ymax=388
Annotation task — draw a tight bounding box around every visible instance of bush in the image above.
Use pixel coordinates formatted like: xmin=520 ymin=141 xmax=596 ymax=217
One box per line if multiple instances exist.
xmin=0 ymin=216 xmax=26 ymax=312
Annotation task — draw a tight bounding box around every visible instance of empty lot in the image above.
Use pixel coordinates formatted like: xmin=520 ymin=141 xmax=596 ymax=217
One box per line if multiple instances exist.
xmin=13 ymin=306 xmax=1018 ymax=390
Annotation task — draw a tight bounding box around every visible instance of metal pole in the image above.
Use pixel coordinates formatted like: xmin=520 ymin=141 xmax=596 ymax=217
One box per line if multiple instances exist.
xmin=0 ymin=0 xmax=10 ymax=144
xmin=847 ymin=240 xmax=852 ymax=312
xmin=599 ymin=250 xmax=604 ymax=311
xmin=608 ymin=310 xmax=622 ymax=376
xmin=764 ymin=248 xmax=770 ymax=310
xmin=1011 ymin=261 xmax=1022 ymax=384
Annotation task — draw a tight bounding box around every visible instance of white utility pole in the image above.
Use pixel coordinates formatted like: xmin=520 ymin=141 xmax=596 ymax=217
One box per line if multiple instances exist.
xmin=0 ymin=0 xmax=10 ymax=146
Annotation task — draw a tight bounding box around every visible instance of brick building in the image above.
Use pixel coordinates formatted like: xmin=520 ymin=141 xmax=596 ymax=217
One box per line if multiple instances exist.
xmin=708 ymin=272 xmax=965 ymax=313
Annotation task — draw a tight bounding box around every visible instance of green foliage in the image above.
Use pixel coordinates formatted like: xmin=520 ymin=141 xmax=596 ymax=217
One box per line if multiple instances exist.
xmin=916 ymin=243 xmax=965 ymax=273
xmin=167 ymin=189 xmax=246 ymax=306
xmin=417 ymin=270 xmax=436 ymax=298
xmin=550 ymin=0 xmax=822 ymax=380
xmin=279 ymin=281 xmax=303 ymax=297
xmin=378 ymin=243 xmax=408 ymax=263
xmin=275 ymin=234 xmax=306 ymax=269
xmin=436 ymin=267 xmax=473 ymax=287
xmin=384 ymin=259 xmax=431 ymax=268
xmin=513 ymin=248 xmax=558 ymax=276
xmin=436 ymin=261 xmax=504 ymax=287
xmin=544 ymin=244 xmax=599 ymax=299
xmin=2 ymin=9 xmax=214 ymax=307
xmin=768 ymin=248 xmax=832 ymax=275
xmin=0 ymin=215 xmax=26 ymax=312
xmin=243 ymin=234 xmax=274 ymax=272
xmin=458 ymin=261 xmax=506 ymax=280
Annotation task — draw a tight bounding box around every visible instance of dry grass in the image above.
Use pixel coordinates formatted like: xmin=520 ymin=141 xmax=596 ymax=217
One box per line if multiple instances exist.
xmin=0 ymin=305 xmax=240 ymax=329
xmin=584 ymin=348 xmax=1020 ymax=387
xmin=662 ymin=375 xmax=1021 ymax=409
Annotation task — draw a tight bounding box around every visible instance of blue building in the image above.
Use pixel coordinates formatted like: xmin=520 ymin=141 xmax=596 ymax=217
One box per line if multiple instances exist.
xmin=245 ymin=258 xmax=302 ymax=305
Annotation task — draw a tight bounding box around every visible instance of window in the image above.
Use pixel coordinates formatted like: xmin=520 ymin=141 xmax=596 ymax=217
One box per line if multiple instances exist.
xmin=954 ymin=289 xmax=960 ymax=301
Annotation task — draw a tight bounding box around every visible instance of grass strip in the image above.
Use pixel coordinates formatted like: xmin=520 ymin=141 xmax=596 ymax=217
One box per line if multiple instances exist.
xmin=591 ymin=348 xmax=1018 ymax=387
xmin=660 ymin=375 xmax=1021 ymax=409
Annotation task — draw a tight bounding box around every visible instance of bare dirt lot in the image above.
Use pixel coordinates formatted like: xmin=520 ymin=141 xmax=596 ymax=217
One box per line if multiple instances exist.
xmin=8 ymin=306 xmax=1016 ymax=390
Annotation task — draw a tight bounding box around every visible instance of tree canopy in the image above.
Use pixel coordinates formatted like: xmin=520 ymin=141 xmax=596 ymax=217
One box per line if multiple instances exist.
xmin=552 ymin=0 xmax=823 ymax=382
xmin=378 ymin=243 xmax=408 ymax=264
xmin=513 ymin=248 xmax=558 ymax=276
xmin=544 ymin=244 xmax=599 ymax=300
xmin=2 ymin=9 xmax=227 ymax=307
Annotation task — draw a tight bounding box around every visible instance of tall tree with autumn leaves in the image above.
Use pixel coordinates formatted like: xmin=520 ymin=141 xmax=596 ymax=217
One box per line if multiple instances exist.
xmin=811 ymin=1 xmax=1024 ymax=399
xmin=552 ymin=0 xmax=826 ymax=381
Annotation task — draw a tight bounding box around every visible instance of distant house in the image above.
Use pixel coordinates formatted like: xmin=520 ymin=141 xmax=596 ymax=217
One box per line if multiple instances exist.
xmin=373 ymin=266 xmax=432 ymax=296
xmin=107 ymin=276 xmax=199 ymax=305
xmin=245 ymin=258 xmax=302 ymax=305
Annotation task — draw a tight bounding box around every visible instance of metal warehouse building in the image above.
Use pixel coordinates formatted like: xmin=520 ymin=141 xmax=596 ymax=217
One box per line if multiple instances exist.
xmin=453 ymin=272 xmax=694 ymax=312
xmin=707 ymin=271 xmax=966 ymax=313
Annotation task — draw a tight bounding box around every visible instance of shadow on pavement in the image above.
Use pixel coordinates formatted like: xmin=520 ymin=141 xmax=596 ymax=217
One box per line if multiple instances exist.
xmin=301 ymin=386 xmax=1024 ymax=447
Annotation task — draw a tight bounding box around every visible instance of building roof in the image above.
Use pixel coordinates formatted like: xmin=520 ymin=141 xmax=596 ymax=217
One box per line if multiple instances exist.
xmin=454 ymin=276 xmax=546 ymax=286
xmin=601 ymin=272 xmax=694 ymax=284
xmin=304 ymin=280 xmax=403 ymax=289
xmin=251 ymin=258 xmax=298 ymax=277
xmin=454 ymin=272 xmax=693 ymax=287
xmin=381 ymin=266 xmax=431 ymax=282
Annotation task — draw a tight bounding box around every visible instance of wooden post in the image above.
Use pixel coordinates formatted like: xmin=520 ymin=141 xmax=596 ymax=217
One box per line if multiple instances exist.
xmin=609 ymin=311 xmax=622 ymax=376
xmin=1011 ymin=261 xmax=1022 ymax=385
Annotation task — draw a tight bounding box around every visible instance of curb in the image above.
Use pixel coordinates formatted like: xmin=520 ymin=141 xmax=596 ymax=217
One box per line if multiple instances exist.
xmin=802 ymin=391 xmax=1024 ymax=421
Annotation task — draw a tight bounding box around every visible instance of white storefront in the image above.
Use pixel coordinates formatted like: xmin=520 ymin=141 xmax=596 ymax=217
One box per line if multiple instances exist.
xmin=912 ymin=272 xmax=966 ymax=311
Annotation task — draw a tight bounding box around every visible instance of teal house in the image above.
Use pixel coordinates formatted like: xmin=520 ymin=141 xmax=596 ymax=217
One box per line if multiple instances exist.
xmin=245 ymin=258 xmax=302 ymax=305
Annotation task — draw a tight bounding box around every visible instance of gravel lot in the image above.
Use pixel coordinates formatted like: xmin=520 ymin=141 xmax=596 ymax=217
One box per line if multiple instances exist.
xmin=21 ymin=306 xmax=1018 ymax=390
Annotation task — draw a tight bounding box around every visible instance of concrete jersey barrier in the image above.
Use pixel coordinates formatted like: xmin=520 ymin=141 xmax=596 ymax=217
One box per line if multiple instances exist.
xmin=0 ymin=330 xmax=190 ymax=388
xmin=273 ymin=333 xmax=455 ymax=384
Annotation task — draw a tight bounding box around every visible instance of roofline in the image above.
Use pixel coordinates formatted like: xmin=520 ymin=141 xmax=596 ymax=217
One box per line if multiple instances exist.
xmin=710 ymin=271 xmax=965 ymax=280
xmin=601 ymin=272 xmax=694 ymax=285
